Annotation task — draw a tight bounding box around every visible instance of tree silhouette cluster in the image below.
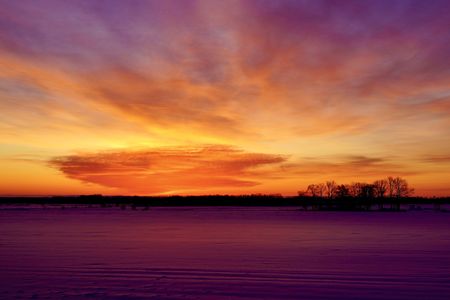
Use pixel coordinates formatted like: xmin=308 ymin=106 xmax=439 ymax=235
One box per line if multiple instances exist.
xmin=299 ymin=177 xmax=414 ymax=199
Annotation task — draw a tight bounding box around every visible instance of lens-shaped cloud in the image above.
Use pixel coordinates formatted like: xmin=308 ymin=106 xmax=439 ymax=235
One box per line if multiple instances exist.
xmin=49 ymin=145 xmax=287 ymax=194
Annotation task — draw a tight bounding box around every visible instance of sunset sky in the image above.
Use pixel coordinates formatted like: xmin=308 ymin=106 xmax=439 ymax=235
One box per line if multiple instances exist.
xmin=0 ymin=0 xmax=449 ymax=196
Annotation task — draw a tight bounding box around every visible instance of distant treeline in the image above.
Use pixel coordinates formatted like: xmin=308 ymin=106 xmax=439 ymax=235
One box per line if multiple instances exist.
xmin=1 ymin=177 xmax=449 ymax=211
xmin=1 ymin=194 xmax=298 ymax=206
xmin=0 ymin=192 xmax=449 ymax=211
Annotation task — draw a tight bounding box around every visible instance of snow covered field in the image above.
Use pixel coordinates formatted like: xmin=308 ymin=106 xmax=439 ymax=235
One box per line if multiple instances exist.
xmin=1 ymin=207 xmax=449 ymax=299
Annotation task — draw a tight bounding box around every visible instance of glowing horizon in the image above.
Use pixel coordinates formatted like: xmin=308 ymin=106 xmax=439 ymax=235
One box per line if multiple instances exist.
xmin=1 ymin=0 xmax=449 ymax=196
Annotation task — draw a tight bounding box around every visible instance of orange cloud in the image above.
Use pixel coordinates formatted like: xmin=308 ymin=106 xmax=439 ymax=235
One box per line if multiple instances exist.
xmin=49 ymin=145 xmax=287 ymax=194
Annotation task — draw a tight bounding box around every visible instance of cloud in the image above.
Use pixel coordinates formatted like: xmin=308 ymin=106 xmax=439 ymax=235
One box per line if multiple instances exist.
xmin=286 ymin=155 xmax=414 ymax=178
xmin=1 ymin=0 xmax=448 ymax=144
xmin=421 ymin=155 xmax=450 ymax=164
xmin=82 ymin=68 xmax=250 ymax=139
xmin=0 ymin=0 xmax=448 ymax=148
xmin=1 ymin=1 xmax=450 ymax=196
xmin=49 ymin=145 xmax=287 ymax=194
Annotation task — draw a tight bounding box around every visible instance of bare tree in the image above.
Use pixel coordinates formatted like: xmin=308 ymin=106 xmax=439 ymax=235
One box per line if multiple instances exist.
xmin=360 ymin=184 xmax=375 ymax=199
xmin=349 ymin=182 xmax=363 ymax=197
xmin=335 ymin=184 xmax=350 ymax=198
xmin=317 ymin=183 xmax=325 ymax=197
xmin=305 ymin=183 xmax=326 ymax=197
xmin=388 ymin=176 xmax=396 ymax=198
xmin=373 ymin=179 xmax=388 ymax=198
xmin=392 ymin=177 xmax=414 ymax=198
xmin=325 ymin=181 xmax=337 ymax=199
xmin=306 ymin=184 xmax=318 ymax=197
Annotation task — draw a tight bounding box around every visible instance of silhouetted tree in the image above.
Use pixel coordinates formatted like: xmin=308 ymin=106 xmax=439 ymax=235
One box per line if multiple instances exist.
xmin=317 ymin=183 xmax=325 ymax=197
xmin=335 ymin=184 xmax=350 ymax=198
xmin=387 ymin=176 xmax=414 ymax=198
xmin=349 ymin=182 xmax=363 ymax=198
xmin=360 ymin=184 xmax=375 ymax=199
xmin=306 ymin=183 xmax=325 ymax=197
xmin=393 ymin=177 xmax=414 ymax=198
xmin=306 ymin=184 xmax=318 ymax=197
xmin=388 ymin=176 xmax=396 ymax=198
xmin=386 ymin=176 xmax=414 ymax=210
xmin=373 ymin=179 xmax=388 ymax=209
xmin=325 ymin=181 xmax=337 ymax=199
xmin=373 ymin=179 xmax=388 ymax=198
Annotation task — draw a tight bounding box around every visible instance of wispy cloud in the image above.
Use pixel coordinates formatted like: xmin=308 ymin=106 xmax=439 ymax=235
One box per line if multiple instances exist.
xmin=1 ymin=0 xmax=448 ymax=143
xmin=286 ymin=155 xmax=414 ymax=178
xmin=420 ymin=155 xmax=450 ymax=164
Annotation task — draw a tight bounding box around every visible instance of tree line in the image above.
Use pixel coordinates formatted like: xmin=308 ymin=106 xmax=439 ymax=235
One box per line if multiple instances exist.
xmin=298 ymin=176 xmax=414 ymax=199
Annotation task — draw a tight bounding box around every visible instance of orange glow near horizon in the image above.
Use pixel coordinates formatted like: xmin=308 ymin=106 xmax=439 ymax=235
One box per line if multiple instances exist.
xmin=0 ymin=1 xmax=449 ymax=197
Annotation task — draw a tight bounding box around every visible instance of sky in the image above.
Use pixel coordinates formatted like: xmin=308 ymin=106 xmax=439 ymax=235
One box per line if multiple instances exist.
xmin=0 ymin=0 xmax=449 ymax=196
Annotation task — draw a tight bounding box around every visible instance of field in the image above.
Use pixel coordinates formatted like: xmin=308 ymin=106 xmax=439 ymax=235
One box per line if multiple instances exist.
xmin=1 ymin=206 xmax=449 ymax=299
